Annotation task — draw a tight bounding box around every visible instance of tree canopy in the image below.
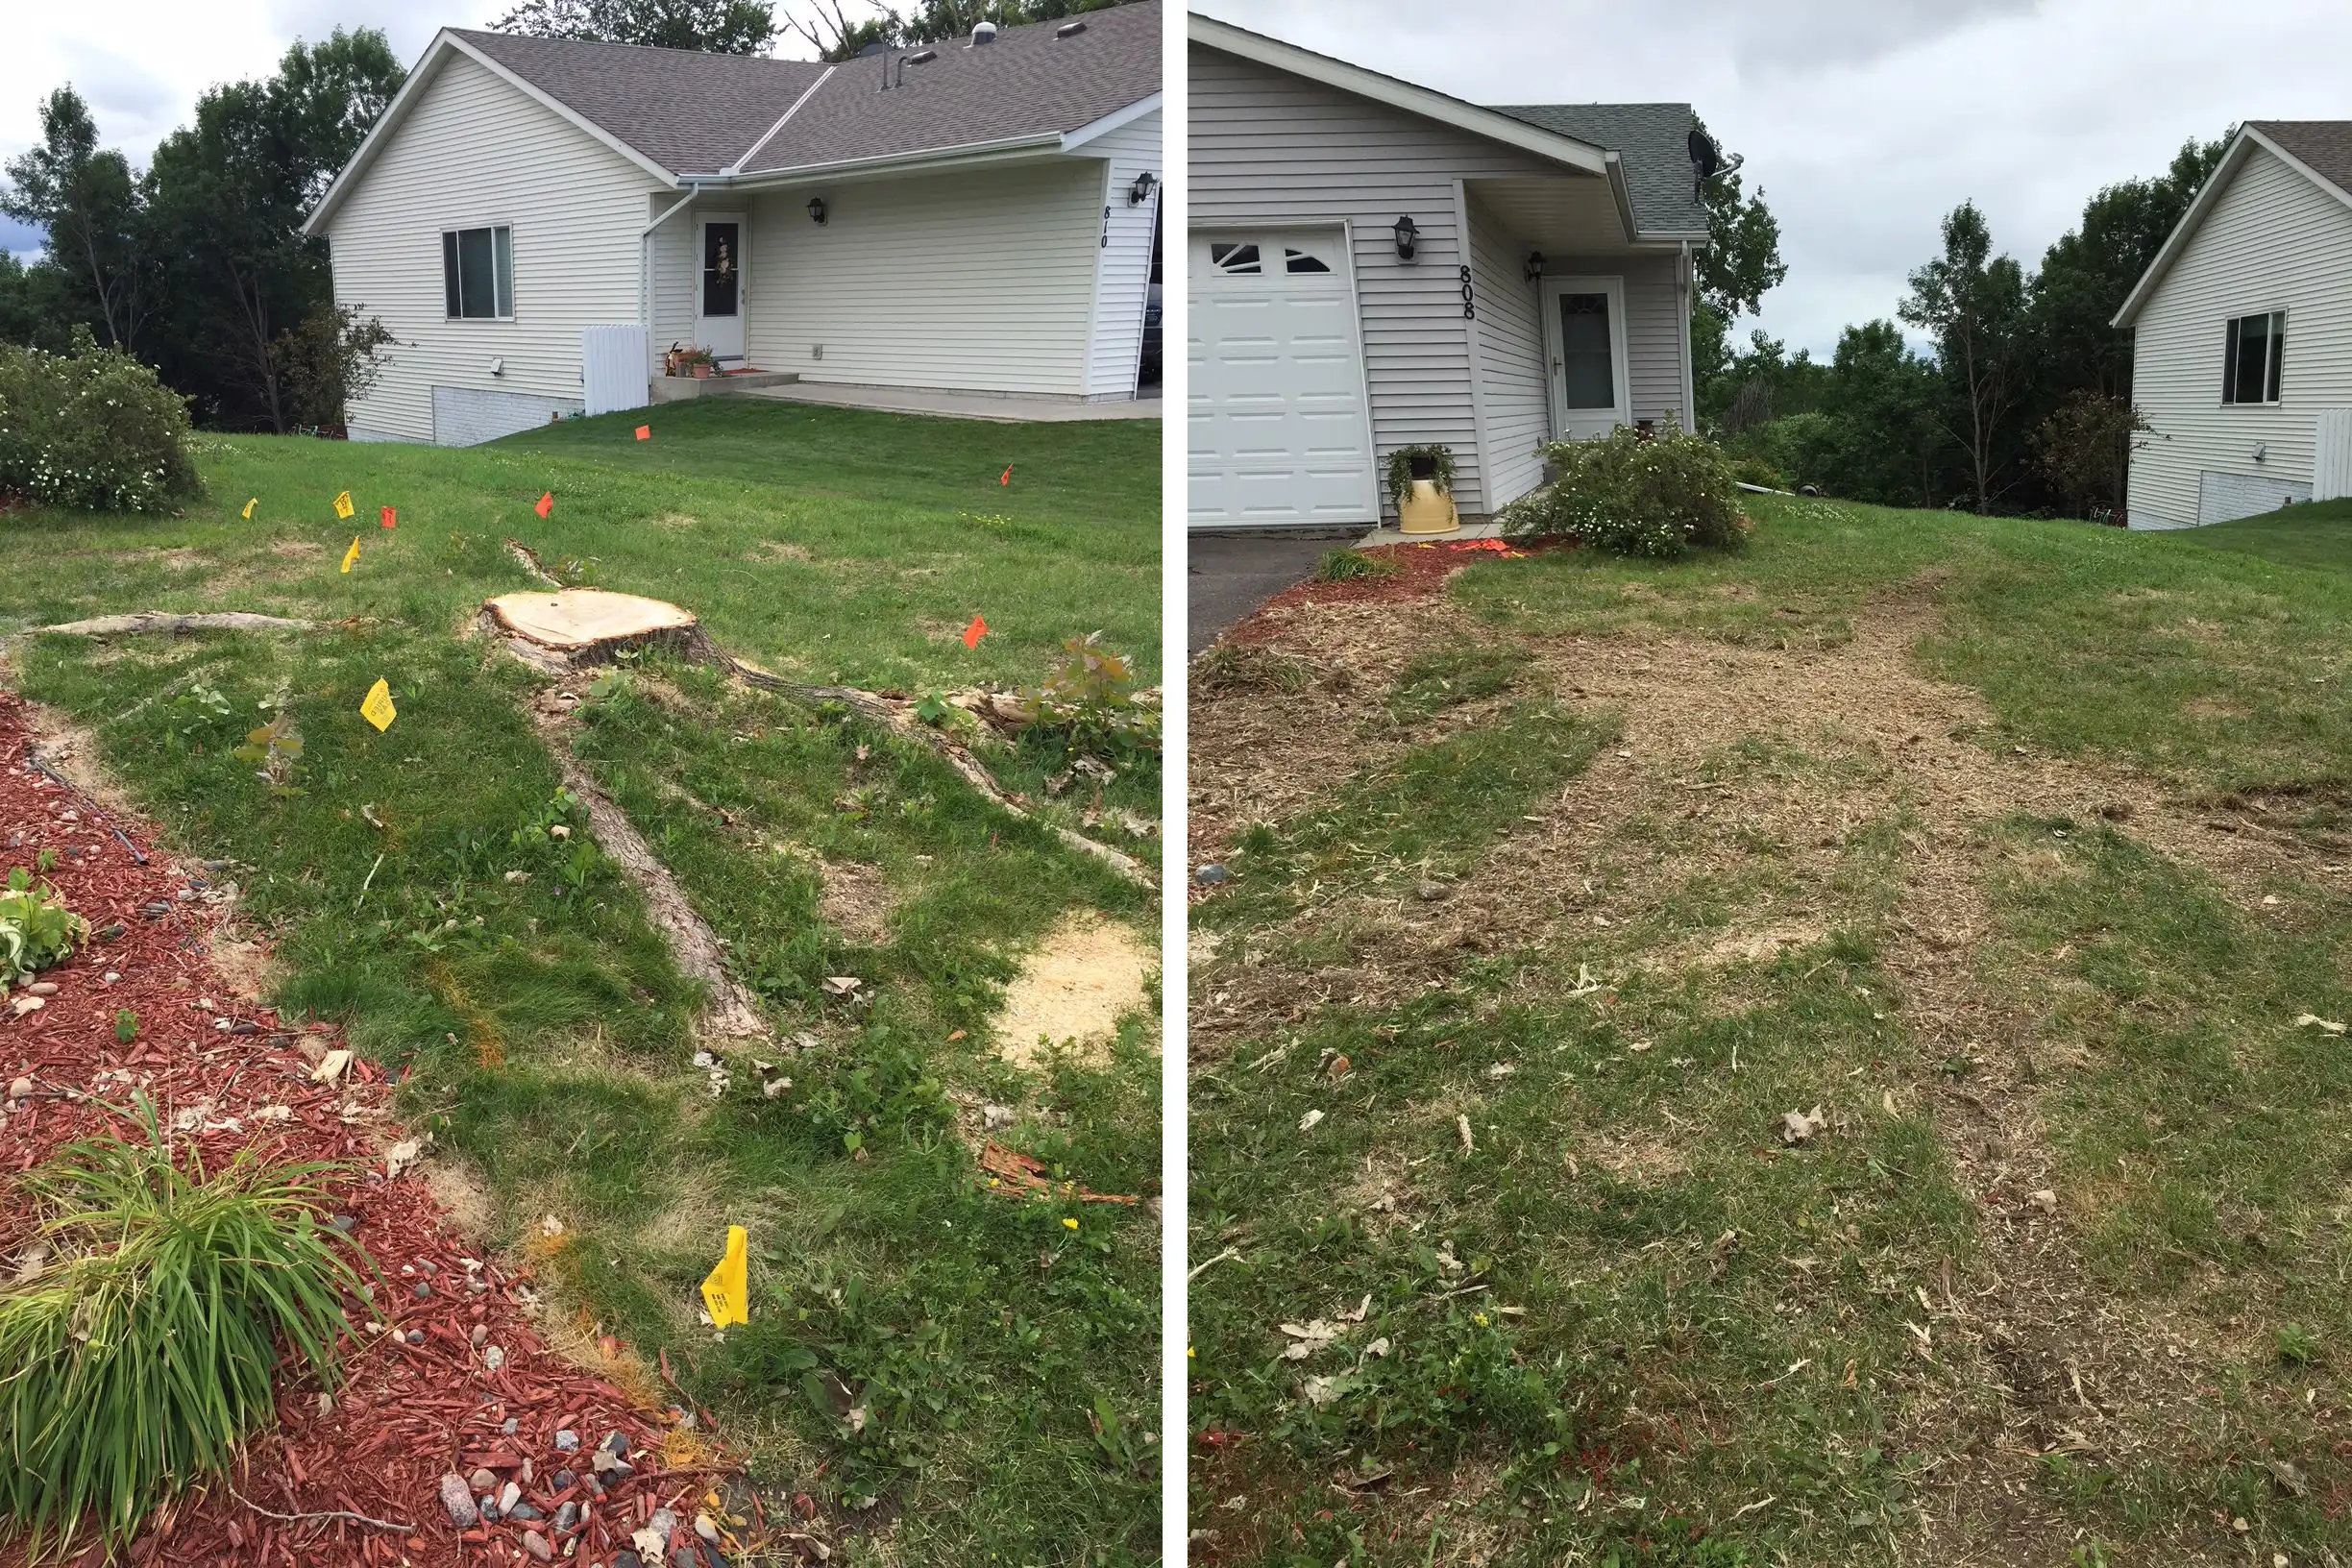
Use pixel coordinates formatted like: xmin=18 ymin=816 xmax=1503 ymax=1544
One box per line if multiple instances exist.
xmin=491 ymin=0 xmax=782 ymax=54
xmin=0 ymin=29 xmax=405 ymax=431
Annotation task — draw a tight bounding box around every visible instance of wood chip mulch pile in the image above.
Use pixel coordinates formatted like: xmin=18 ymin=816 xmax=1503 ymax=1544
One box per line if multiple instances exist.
xmin=1225 ymin=538 xmax=1568 ymax=638
xmin=0 ymin=691 xmax=756 ymax=1568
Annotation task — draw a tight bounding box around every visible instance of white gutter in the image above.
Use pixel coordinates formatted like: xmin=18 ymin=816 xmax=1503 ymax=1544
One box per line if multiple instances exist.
xmin=728 ymin=130 xmax=1063 ymax=187
xmin=728 ymin=64 xmax=834 ymax=175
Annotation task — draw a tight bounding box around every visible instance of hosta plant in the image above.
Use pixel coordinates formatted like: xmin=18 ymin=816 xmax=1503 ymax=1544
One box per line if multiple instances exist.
xmin=0 ymin=868 xmax=87 ymax=989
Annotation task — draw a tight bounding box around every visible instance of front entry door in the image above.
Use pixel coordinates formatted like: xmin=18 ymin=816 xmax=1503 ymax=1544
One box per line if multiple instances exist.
xmin=1541 ymin=276 xmax=1629 ymax=440
xmin=696 ymin=215 xmax=746 ymax=365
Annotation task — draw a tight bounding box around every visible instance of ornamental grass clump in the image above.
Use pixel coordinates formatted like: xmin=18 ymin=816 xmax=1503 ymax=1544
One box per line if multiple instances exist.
xmin=0 ymin=327 xmax=202 ymax=514
xmin=1499 ymin=423 xmax=1746 ymax=559
xmin=0 ymin=1096 xmax=367 ymax=1559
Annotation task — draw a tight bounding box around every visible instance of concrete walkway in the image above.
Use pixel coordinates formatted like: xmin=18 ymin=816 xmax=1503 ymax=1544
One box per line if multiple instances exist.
xmin=1353 ymin=519 xmax=1508 ymax=548
xmin=745 ymin=381 xmax=1162 ymax=423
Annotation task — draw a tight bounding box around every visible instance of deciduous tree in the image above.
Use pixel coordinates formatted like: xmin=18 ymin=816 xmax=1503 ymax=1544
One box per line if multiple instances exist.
xmin=1899 ymin=201 xmax=2027 ymax=511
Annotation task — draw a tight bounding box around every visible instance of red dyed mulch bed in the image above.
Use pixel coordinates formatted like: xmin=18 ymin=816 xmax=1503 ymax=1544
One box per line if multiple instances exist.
xmin=1224 ymin=537 xmax=1567 ymax=640
xmin=0 ymin=692 xmax=750 ymax=1567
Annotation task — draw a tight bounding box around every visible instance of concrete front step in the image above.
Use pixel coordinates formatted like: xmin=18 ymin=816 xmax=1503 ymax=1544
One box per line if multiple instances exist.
xmin=649 ymin=370 xmax=800 ymax=403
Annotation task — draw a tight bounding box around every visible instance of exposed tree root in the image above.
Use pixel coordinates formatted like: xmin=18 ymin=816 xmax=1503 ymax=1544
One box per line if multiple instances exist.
xmin=496 ymin=541 xmax=1153 ymax=888
xmin=523 ymin=696 xmax=773 ymax=1044
xmin=17 ymin=611 xmax=319 ymax=638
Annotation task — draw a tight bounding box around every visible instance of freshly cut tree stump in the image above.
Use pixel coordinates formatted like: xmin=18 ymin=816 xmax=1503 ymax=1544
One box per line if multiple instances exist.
xmin=483 ymin=589 xmax=700 ymax=661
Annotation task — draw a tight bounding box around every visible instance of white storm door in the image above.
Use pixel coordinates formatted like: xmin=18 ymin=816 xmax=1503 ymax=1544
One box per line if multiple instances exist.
xmin=1542 ymin=276 xmax=1629 ymax=440
xmin=1188 ymin=229 xmax=1379 ymax=527
xmin=695 ymin=214 xmax=747 ymax=364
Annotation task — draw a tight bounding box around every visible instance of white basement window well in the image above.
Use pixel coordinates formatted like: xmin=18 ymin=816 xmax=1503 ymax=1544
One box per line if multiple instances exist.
xmin=443 ymin=226 xmax=513 ymax=320
xmin=2221 ymin=310 xmax=2285 ymax=405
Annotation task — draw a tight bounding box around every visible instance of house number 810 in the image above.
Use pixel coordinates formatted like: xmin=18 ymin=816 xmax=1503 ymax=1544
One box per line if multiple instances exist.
xmin=1459 ymin=265 xmax=1475 ymax=320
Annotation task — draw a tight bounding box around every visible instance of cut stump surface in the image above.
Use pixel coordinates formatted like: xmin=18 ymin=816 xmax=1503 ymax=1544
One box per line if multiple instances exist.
xmin=484 ymin=589 xmax=698 ymax=653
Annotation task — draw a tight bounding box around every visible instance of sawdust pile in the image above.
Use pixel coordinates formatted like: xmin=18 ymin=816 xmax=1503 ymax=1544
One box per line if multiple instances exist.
xmin=994 ymin=914 xmax=1156 ymax=1070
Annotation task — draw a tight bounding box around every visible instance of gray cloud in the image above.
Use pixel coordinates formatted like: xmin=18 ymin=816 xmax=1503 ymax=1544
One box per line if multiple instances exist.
xmin=1194 ymin=0 xmax=2352 ymax=355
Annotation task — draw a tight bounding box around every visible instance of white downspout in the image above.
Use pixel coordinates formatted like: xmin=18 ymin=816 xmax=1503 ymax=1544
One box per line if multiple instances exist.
xmin=642 ymin=185 xmax=702 ymax=372
xmin=1678 ymin=239 xmax=1696 ymax=432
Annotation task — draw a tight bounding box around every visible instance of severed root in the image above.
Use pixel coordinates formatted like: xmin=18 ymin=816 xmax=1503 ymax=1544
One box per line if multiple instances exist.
xmin=20 ymin=611 xmax=318 ymax=638
xmin=494 ymin=542 xmax=1152 ymax=889
xmin=525 ymin=699 xmax=772 ymax=1043
xmin=723 ymin=658 xmax=1153 ymax=888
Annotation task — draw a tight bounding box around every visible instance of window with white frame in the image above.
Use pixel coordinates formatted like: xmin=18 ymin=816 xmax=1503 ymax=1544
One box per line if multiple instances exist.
xmin=442 ymin=226 xmax=513 ymax=320
xmin=2222 ymin=310 xmax=2285 ymax=404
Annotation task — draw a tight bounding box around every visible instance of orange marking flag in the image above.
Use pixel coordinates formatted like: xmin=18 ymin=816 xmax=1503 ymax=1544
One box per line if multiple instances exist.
xmin=535 ymin=491 xmax=554 ymax=519
xmin=962 ymin=615 xmax=988 ymax=649
xmin=999 ymin=465 xmax=1013 ymax=486
xmin=380 ymin=505 xmax=397 ymax=530
xmin=634 ymin=425 xmax=651 ymax=441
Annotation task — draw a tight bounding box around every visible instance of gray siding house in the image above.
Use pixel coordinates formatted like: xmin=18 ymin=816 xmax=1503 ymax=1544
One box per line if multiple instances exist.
xmin=1188 ymin=13 xmax=1708 ymax=529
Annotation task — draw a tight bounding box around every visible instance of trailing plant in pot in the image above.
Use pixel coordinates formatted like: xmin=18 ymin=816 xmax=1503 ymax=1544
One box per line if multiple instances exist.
xmin=1383 ymin=444 xmax=1456 ymax=511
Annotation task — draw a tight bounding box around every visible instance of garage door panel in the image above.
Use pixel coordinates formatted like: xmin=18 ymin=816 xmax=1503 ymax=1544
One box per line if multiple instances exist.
xmin=1189 ymin=227 xmax=1378 ymax=527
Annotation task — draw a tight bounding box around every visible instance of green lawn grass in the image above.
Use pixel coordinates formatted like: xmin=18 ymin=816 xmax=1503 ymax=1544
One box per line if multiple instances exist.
xmin=1192 ymin=494 xmax=2352 ymax=1565
xmin=0 ymin=400 xmax=1163 ymax=1564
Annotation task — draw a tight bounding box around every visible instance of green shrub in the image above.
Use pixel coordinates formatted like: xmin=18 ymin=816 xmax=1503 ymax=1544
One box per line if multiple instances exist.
xmin=1500 ymin=424 xmax=1746 ymax=559
xmin=1728 ymin=453 xmax=1788 ymax=491
xmin=1026 ymin=632 xmax=1160 ymax=764
xmin=0 ymin=328 xmax=201 ymax=514
xmin=0 ymin=1097 xmax=365 ymax=1557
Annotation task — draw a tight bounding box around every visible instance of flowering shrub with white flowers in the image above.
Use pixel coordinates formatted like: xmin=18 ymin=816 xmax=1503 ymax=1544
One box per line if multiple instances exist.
xmin=1499 ymin=421 xmax=1747 ymax=559
xmin=0 ymin=328 xmax=202 ymax=514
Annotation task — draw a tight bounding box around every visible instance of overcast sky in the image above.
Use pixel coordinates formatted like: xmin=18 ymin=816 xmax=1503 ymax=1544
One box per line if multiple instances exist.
xmin=6 ymin=1 xmax=2349 ymax=354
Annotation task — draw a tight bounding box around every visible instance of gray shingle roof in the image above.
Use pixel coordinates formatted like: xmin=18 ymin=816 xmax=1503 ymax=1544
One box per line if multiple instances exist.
xmin=1492 ymin=103 xmax=1708 ymax=237
xmin=2248 ymin=119 xmax=2352 ymax=200
xmin=451 ymin=0 xmax=1159 ymax=181
xmin=744 ymin=0 xmax=1161 ymax=174
xmin=453 ymin=30 xmax=824 ymax=176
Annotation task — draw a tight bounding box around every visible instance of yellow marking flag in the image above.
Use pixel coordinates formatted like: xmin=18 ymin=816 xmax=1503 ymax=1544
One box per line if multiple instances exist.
xmin=242 ymin=498 xmax=257 ymax=520
xmin=341 ymin=537 xmax=360 ymax=575
xmin=333 ymin=490 xmax=355 ymax=521
xmin=700 ymin=1224 xmax=749 ymax=1329
xmin=359 ymin=678 xmax=397 ymax=732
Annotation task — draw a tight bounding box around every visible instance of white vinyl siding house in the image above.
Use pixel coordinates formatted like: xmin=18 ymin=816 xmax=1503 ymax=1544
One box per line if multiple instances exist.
xmin=2116 ymin=122 xmax=2352 ymax=527
xmin=1465 ymin=194 xmax=1549 ymax=506
xmin=306 ymin=7 xmax=1161 ymax=445
xmin=1187 ymin=18 xmax=1703 ymax=530
xmin=323 ymin=51 xmax=650 ymax=444
xmin=736 ymin=159 xmax=1104 ymax=396
xmin=1085 ymin=111 xmax=1164 ymax=400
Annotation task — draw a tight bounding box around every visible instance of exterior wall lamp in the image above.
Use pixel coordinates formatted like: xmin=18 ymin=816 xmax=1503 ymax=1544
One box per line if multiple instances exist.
xmin=807 ymin=197 xmax=827 ymax=225
xmin=1129 ymin=169 xmax=1158 ymax=206
xmin=1525 ymin=251 xmax=1544 ymax=282
xmin=1393 ymin=214 xmax=1419 ymax=261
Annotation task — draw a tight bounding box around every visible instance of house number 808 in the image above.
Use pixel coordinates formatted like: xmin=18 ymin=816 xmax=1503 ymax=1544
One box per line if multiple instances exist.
xmin=1459 ymin=265 xmax=1475 ymax=320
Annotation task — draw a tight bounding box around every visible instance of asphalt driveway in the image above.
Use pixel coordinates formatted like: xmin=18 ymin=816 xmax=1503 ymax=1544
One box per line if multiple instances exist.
xmin=1188 ymin=533 xmax=1348 ymax=652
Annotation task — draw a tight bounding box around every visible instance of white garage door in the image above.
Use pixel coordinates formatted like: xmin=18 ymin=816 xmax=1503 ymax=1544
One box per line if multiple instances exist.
xmin=1188 ymin=229 xmax=1379 ymax=527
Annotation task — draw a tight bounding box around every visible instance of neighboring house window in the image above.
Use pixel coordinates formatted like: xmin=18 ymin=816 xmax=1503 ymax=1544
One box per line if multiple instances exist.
xmin=442 ymin=226 xmax=513 ymax=319
xmin=1209 ymin=242 xmax=1262 ymax=275
xmin=1283 ymin=246 xmax=1333 ymax=274
xmin=2222 ymin=310 xmax=2285 ymax=404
